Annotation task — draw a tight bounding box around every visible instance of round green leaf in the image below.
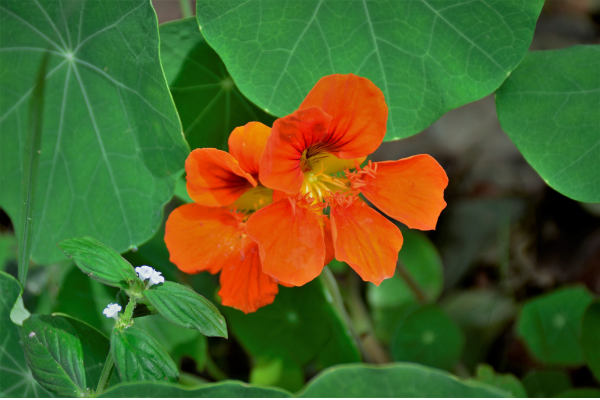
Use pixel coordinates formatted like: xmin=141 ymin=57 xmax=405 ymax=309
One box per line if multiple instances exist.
xmin=0 ymin=0 xmax=189 ymax=264
xmin=21 ymin=314 xmax=87 ymax=397
xmin=298 ymin=363 xmax=510 ymax=397
xmin=496 ymin=46 xmax=600 ymax=202
xmin=522 ymin=370 xmax=571 ymax=398
xmin=367 ymin=227 xmax=443 ymax=309
xmin=58 ymin=236 xmax=138 ymax=289
xmin=143 ymin=281 xmax=227 ymax=338
xmin=581 ymin=301 xmax=600 ymax=382
xmin=390 ymin=304 xmax=465 ymax=371
xmin=0 ymin=272 xmax=50 ymax=397
xmin=196 ymin=0 xmax=543 ymax=141
xmin=159 ymin=17 xmax=275 ymax=151
xmin=99 ymin=380 xmax=292 ymax=397
xmin=111 ymin=327 xmax=178 ymax=383
xmin=517 ymin=286 xmax=594 ymax=366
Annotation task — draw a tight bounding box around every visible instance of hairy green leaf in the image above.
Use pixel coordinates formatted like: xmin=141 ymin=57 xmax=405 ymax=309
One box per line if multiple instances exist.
xmin=21 ymin=314 xmax=86 ymax=397
xmin=111 ymin=327 xmax=178 ymax=383
xmin=0 ymin=0 xmax=189 ymax=264
xmin=496 ymin=46 xmax=600 ymax=202
xmin=143 ymin=281 xmax=227 ymax=338
xmin=58 ymin=236 xmax=138 ymax=289
xmin=517 ymin=286 xmax=594 ymax=366
xmin=159 ymin=17 xmax=275 ymax=151
xmin=0 ymin=271 xmax=50 ymax=397
xmin=197 ymin=0 xmax=543 ymax=140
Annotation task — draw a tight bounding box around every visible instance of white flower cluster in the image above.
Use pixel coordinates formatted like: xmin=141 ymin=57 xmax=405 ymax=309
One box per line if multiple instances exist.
xmin=135 ymin=265 xmax=165 ymax=287
xmin=103 ymin=303 xmax=122 ymax=319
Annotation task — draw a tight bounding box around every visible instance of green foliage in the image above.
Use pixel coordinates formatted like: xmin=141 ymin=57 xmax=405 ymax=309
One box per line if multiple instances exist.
xmin=581 ymin=301 xmax=600 ymax=383
xmin=223 ymin=279 xmax=360 ymax=368
xmin=390 ymin=304 xmax=465 ymax=371
xmin=159 ymin=17 xmax=275 ymax=151
xmin=474 ymin=364 xmax=527 ymax=398
xmin=0 ymin=0 xmax=189 ymax=265
xmin=0 ymin=272 xmax=49 ymax=397
xmin=0 ymin=234 xmax=18 ymax=271
xmin=144 ymin=281 xmax=228 ymax=338
xmin=196 ymin=0 xmax=543 ymax=141
xmin=20 ymin=314 xmax=87 ymax=397
xmin=517 ymin=286 xmax=594 ymax=366
xmin=100 ymin=381 xmax=292 ymax=397
xmin=555 ymin=389 xmax=600 ymax=398
xmin=297 ymin=363 xmax=510 ymax=397
xmin=58 ymin=237 xmax=138 ymax=289
xmin=250 ymin=352 xmax=305 ymax=392
xmin=111 ymin=327 xmax=179 ymax=384
xmin=367 ymin=227 xmax=443 ymax=308
xmin=522 ymin=371 xmax=572 ymax=398
xmin=496 ymin=46 xmax=600 ymax=203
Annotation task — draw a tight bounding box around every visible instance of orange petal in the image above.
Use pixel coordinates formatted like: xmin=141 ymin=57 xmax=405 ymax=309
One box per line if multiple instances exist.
xmin=245 ymin=197 xmax=326 ymax=286
xmin=299 ymin=73 xmax=388 ymax=159
xmin=186 ymin=148 xmax=257 ymax=207
xmin=228 ymin=122 xmax=271 ymax=177
xmin=330 ymin=200 xmax=403 ymax=285
xmin=165 ymin=203 xmax=243 ymax=274
xmin=323 ymin=217 xmax=335 ymax=266
xmin=259 ymin=107 xmax=332 ymax=194
xmin=359 ymin=155 xmax=448 ymax=230
xmin=219 ymin=239 xmax=279 ymax=314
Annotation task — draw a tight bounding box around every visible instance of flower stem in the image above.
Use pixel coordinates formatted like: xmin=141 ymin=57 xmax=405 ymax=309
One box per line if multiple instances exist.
xmin=95 ymin=352 xmax=114 ymax=395
xmin=396 ymin=260 xmax=428 ymax=303
xmin=178 ymin=0 xmax=193 ymax=18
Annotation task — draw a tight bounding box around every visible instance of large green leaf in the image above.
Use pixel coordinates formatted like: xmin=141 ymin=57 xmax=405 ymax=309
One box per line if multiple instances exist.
xmin=298 ymin=363 xmax=510 ymax=397
xmin=223 ymin=279 xmax=359 ymax=367
xmin=390 ymin=304 xmax=465 ymax=371
xmin=581 ymin=301 xmax=600 ymax=383
xmin=159 ymin=17 xmax=275 ymax=151
xmin=111 ymin=327 xmax=178 ymax=383
xmin=100 ymin=380 xmax=292 ymax=397
xmin=0 ymin=271 xmax=50 ymax=397
xmin=0 ymin=0 xmax=189 ymax=264
xmin=517 ymin=286 xmax=594 ymax=366
xmin=143 ymin=281 xmax=227 ymax=338
xmin=496 ymin=45 xmax=600 ymax=203
xmin=21 ymin=314 xmax=87 ymax=397
xmin=196 ymin=0 xmax=543 ymax=140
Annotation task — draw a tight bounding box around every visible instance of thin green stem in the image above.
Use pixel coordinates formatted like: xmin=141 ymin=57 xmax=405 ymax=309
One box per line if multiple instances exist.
xmin=178 ymin=0 xmax=193 ymax=18
xmin=122 ymin=296 xmax=137 ymax=323
xmin=95 ymin=352 xmax=114 ymax=395
xmin=396 ymin=260 xmax=428 ymax=303
xmin=18 ymin=51 xmax=49 ymax=286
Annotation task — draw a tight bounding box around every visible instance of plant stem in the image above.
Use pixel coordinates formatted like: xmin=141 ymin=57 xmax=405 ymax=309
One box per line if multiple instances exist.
xmin=178 ymin=0 xmax=193 ymax=18
xmin=396 ymin=260 xmax=428 ymax=303
xmin=18 ymin=51 xmax=49 ymax=286
xmin=123 ymin=296 xmax=137 ymax=323
xmin=204 ymin=354 xmax=228 ymax=381
xmin=95 ymin=352 xmax=114 ymax=395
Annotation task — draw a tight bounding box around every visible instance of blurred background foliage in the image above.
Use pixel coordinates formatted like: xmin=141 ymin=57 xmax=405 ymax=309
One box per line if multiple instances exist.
xmin=1 ymin=0 xmax=599 ymax=397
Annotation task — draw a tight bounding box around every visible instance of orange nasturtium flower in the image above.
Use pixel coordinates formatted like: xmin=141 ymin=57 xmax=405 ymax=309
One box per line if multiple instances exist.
xmin=165 ymin=73 xmax=448 ymax=313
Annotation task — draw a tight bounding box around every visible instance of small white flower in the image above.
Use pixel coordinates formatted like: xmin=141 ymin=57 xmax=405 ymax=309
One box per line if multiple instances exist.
xmin=103 ymin=303 xmax=122 ymax=319
xmin=135 ymin=265 xmax=154 ymax=280
xmin=149 ymin=270 xmax=165 ymax=286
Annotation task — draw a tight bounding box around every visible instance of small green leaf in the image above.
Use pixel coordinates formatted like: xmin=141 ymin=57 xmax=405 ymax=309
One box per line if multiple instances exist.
xmin=21 ymin=314 xmax=87 ymax=397
xmin=522 ymin=370 xmax=571 ymax=398
xmin=517 ymin=286 xmax=594 ymax=365
xmin=297 ymin=363 xmax=510 ymax=397
xmin=390 ymin=304 xmax=465 ymax=371
xmin=496 ymin=45 xmax=600 ymax=202
xmin=196 ymin=0 xmax=543 ymax=141
xmin=58 ymin=237 xmax=138 ymax=289
xmin=581 ymin=301 xmax=600 ymax=383
xmin=474 ymin=364 xmax=527 ymax=398
xmin=0 ymin=271 xmax=50 ymax=397
xmin=367 ymin=227 xmax=443 ymax=309
xmin=159 ymin=17 xmax=275 ymax=151
xmin=99 ymin=380 xmax=292 ymax=397
xmin=111 ymin=327 xmax=178 ymax=383
xmin=10 ymin=294 xmax=31 ymax=325
xmin=143 ymin=281 xmax=227 ymax=338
